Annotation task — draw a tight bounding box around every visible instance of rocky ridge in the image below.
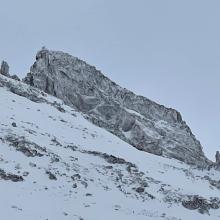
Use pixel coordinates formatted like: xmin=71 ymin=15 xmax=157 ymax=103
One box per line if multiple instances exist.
xmin=23 ymin=48 xmax=209 ymax=166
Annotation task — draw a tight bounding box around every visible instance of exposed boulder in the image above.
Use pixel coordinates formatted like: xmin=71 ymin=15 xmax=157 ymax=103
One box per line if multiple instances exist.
xmin=46 ymin=171 xmax=57 ymax=180
xmin=136 ymin=187 xmax=145 ymax=193
xmin=11 ymin=122 xmax=17 ymax=127
xmin=10 ymin=74 xmax=20 ymax=81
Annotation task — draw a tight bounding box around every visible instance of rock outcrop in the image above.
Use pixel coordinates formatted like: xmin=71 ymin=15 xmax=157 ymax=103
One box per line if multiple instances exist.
xmin=216 ymin=151 xmax=220 ymax=165
xmin=0 ymin=61 xmax=20 ymax=81
xmin=23 ymin=48 xmax=209 ymax=166
xmin=10 ymin=74 xmax=20 ymax=81
xmin=0 ymin=61 xmax=9 ymax=76
xmin=0 ymin=71 xmax=219 ymax=219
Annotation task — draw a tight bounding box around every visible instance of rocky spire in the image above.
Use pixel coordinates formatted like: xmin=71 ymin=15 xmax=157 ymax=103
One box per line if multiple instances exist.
xmin=0 ymin=61 xmax=9 ymax=76
xmin=35 ymin=46 xmax=50 ymax=66
xmin=215 ymin=151 xmax=220 ymax=165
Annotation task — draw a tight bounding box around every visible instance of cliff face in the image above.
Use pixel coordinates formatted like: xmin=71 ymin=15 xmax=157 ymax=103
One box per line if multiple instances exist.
xmin=23 ymin=48 xmax=209 ymax=166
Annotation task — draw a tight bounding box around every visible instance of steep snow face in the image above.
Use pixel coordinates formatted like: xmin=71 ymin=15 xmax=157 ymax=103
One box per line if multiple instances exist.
xmin=0 ymin=74 xmax=220 ymax=220
xmin=23 ymin=48 xmax=208 ymax=166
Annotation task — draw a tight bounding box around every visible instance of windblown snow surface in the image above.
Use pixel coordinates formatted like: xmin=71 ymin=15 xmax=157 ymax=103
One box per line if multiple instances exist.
xmin=0 ymin=75 xmax=220 ymax=220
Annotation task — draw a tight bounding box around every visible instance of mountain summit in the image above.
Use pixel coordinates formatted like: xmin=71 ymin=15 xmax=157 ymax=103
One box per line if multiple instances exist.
xmin=24 ymin=48 xmax=208 ymax=166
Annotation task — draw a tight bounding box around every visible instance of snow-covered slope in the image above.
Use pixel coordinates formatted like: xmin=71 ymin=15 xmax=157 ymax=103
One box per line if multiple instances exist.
xmin=0 ymin=74 xmax=220 ymax=220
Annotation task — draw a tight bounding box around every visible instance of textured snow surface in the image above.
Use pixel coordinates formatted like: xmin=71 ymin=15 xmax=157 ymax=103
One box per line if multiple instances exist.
xmin=0 ymin=75 xmax=220 ymax=220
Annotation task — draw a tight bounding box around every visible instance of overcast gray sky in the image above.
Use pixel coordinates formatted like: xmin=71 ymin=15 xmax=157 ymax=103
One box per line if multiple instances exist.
xmin=0 ymin=0 xmax=219 ymax=160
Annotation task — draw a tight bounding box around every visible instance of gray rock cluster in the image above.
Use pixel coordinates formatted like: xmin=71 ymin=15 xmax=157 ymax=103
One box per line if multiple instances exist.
xmin=182 ymin=195 xmax=220 ymax=214
xmin=0 ymin=60 xmax=20 ymax=81
xmin=0 ymin=169 xmax=24 ymax=182
xmin=6 ymin=135 xmax=44 ymax=157
xmin=23 ymin=48 xmax=209 ymax=166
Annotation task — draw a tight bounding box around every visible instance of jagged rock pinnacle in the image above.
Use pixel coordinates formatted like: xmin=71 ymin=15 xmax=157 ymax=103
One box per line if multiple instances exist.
xmin=0 ymin=61 xmax=9 ymax=76
xmin=215 ymin=151 xmax=220 ymax=165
